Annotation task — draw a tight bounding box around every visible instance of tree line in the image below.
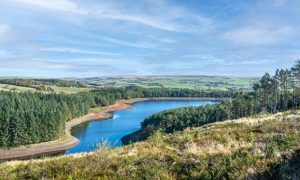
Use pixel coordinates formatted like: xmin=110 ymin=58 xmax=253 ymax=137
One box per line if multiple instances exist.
xmin=122 ymin=61 xmax=300 ymax=144
xmin=0 ymin=87 xmax=234 ymax=148
xmin=91 ymin=86 xmax=236 ymax=106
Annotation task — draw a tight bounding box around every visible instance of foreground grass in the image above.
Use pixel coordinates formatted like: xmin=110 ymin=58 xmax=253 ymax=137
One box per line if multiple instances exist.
xmin=1 ymin=112 xmax=299 ymax=179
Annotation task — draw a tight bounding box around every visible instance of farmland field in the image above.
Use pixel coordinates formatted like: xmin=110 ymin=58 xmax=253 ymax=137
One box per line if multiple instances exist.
xmin=0 ymin=76 xmax=257 ymax=94
xmin=48 ymin=86 xmax=93 ymax=94
xmin=75 ymin=76 xmax=257 ymax=91
xmin=0 ymin=83 xmax=37 ymax=92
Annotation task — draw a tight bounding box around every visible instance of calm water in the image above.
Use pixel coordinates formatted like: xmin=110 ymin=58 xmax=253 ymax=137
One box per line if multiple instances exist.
xmin=65 ymin=100 xmax=215 ymax=154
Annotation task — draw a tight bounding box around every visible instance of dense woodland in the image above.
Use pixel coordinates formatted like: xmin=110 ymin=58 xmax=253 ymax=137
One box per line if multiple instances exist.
xmin=0 ymin=92 xmax=94 ymax=147
xmin=0 ymin=87 xmax=234 ymax=148
xmin=123 ymin=61 xmax=300 ymax=144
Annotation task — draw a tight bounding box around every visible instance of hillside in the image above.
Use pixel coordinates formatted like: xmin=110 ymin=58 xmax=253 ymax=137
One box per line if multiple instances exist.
xmin=0 ymin=79 xmax=92 ymax=94
xmin=1 ymin=111 xmax=299 ymax=179
xmin=74 ymin=75 xmax=257 ymax=91
xmin=0 ymin=75 xmax=255 ymax=94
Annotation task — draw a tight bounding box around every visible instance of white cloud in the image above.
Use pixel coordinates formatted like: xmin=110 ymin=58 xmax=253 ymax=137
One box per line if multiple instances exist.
xmin=99 ymin=14 xmax=181 ymax=32
xmin=222 ymin=25 xmax=294 ymax=45
xmin=240 ymin=60 xmax=267 ymax=65
xmin=100 ymin=36 xmax=156 ymax=49
xmin=0 ymin=24 xmax=22 ymax=44
xmin=159 ymin=38 xmax=176 ymax=44
xmin=13 ymin=0 xmax=212 ymax=32
xmin=14 ymin=0 xmax=88 ymax=14
xmin=93 ymin=5 xmax=212 ymax=32
xmin=0 ymin=50 xmax=15 ymax=59
xmin=40 ymin=47 xmax=121 ymax=56
xmin=29 ymin=60 xmax=72 ymax=70
xmin=0 ymin=59 xmax=72 ymax=70
xmin=0 ymin=24 xmax=10 ymax=35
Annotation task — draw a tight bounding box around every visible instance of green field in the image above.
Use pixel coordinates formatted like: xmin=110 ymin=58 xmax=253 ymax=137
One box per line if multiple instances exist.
xmin=0 ymin=83 xmax=37 ymax=92
xmin=76 ymin=76 xmax=257 ymax=91
xmin=0 ymin=83 xmax=92 ymax=94
xmin=0 ymin=76 xmax=257 ymax=93
xmin=49 ymin=86 xmax=93 ymax=94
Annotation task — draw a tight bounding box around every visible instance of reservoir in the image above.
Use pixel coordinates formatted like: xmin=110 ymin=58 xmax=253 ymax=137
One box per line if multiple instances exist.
xmin=66 ymin=100 xmax=215 ymax=154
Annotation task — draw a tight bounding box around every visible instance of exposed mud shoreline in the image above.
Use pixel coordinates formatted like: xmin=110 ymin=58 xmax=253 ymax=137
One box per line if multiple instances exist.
xmin=0 ymin=97 xmax=219 ymax=162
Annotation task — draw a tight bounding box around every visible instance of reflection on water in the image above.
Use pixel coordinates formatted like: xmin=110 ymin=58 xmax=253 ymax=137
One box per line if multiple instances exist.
xmin=66 ymin=100 xmax=216 ymax=154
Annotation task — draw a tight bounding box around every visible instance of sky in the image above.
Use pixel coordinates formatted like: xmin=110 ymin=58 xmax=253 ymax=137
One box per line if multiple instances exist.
xmin=0 ymin=0 xmax=300 ymax=77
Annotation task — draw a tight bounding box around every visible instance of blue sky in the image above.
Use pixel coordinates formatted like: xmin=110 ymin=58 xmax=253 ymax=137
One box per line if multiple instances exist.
xmin=0 ymin=0 xmax=299 ymax=77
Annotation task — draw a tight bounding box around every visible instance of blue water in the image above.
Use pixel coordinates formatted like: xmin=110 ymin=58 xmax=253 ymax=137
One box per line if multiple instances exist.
xmin=65 ymin=100 xmax=215 ymax=154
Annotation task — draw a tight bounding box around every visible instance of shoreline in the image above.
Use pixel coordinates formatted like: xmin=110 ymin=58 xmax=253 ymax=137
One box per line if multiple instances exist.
xmin=0 ymin=97 xmax=220 ymax=162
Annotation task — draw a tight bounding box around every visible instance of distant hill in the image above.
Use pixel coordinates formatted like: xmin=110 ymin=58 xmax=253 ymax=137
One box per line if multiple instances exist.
xmin=0 ymin=75 xmax=257 ymax=93
xmin=73 ymin=75 xmax=258 ymax=91
xmin=0 ymin=78 xmax=91 ymax=93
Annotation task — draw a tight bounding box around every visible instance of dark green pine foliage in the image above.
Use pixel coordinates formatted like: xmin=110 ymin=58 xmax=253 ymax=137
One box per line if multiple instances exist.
xmin=0 ymin=92 xmax=92 ymax=148
xmin=0 ymin=87 xmax=234 ymax=148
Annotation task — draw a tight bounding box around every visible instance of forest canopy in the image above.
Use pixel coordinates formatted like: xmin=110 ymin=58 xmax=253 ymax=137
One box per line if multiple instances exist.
xmin=0 ymin=87 xmax=233 ymax=148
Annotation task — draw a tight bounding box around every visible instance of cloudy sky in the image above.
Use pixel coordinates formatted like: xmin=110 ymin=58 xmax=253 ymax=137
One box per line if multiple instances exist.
xmin=0 ymin=0 xmax=299 ymax=77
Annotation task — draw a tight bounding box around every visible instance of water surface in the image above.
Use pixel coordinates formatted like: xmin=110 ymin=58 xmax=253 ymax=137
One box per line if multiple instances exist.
xmin=66 ymin=100 xmax=215 ymax=154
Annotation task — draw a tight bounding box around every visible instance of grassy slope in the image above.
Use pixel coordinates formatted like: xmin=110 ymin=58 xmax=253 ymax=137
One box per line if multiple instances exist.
xmin=77 ymin=76 xmax=257 ymax=91
xmin=0 ymin=83 xmax=92 ymax=94
xmin=0 ymin=83 xmax=37 ymax=92
xmin=48 ymin=86 xmax=93 ymax=94
xmin=1 ymin=111 xmax=299 ymax=179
